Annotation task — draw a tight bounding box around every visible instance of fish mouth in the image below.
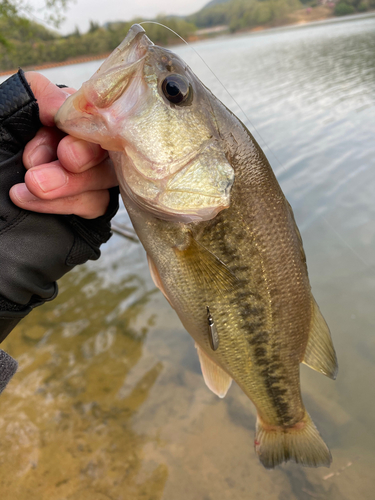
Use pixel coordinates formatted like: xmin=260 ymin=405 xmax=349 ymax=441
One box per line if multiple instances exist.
xmin=99 ymin=24 xmax=152 ymax=74
xmin=80 ymin=24 xmax=153 ymax=110
xmin=55 ymin=24 xmax=153 ymax=149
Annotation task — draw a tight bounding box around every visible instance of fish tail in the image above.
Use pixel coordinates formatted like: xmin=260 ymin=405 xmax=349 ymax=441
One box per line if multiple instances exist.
xmin=254 ymin=412 xmax=332 ymax=469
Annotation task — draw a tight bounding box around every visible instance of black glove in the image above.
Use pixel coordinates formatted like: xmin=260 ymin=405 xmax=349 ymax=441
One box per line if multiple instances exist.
xmin=0 ymin=350 xmax=17 ymax=395
xmin=0 ymin=69 xmax=119 ymax=346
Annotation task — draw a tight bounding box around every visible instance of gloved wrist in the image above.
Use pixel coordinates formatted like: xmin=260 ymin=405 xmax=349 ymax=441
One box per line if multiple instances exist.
xmin=0 ymin=349 xmax=18 ymax=394
xmin=0 ymin=69 xmax=41 ymax=161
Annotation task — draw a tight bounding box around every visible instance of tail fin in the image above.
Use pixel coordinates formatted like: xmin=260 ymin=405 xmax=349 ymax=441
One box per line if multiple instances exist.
xmin=255 ymin=412 xmax=332 ymax=469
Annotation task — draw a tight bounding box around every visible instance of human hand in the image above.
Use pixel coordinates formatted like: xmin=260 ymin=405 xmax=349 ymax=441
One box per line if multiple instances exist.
xmin=9 ymin=72 xmax=118 ymax=219
xmin=0 ymin=69 xmax=119 ymax=343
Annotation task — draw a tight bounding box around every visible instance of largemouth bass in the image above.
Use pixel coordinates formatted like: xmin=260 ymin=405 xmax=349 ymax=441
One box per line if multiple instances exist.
xmin=56 ymin=24 xmax=338 ymax=469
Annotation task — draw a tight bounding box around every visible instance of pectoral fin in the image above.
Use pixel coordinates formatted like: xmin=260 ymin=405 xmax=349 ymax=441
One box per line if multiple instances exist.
xmin=302 ymin=299 xmax=338 ymax=380
xmin=196 ymin=344 xmax=232 ymax=398
xmin=174 ymin=234 xmax=239 ymax=295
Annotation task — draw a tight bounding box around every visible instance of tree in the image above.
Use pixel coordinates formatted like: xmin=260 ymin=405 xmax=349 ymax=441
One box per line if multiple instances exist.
xmin=0 ymin=0 xmax=71 ymax=46
xmin=88 ymin=20 xmax=100 ymax=33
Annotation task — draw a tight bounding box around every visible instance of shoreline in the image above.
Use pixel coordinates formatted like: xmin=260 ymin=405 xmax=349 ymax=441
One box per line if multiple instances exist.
xmin=0 ymin=52 xmax=112 ymax=77
xmin=1 ymin=10 xmax=374 ymax=77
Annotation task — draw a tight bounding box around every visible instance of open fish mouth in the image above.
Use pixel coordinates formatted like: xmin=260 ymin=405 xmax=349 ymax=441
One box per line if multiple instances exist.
xmin=55 ymin=25 xmax=153 ymax=148
xmin=98 ymin=24 xmax=152 ymax=75
xmin=80 ymin=24 xmax=153 ymax=110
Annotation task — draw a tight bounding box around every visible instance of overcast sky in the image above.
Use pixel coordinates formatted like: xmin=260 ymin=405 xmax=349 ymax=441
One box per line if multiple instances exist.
xmin=28 ymin=0 xmax=210 ymax=35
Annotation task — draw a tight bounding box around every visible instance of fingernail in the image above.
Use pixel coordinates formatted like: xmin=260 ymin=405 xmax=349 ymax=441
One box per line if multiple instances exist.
xmin=31 ymin=166 xmax=68 ymax=192
xmin=70 ymin=139 xmax=94 ymax=168
xmin=28 ymin=145 xmax=55 ymax=167
xmin=12 ymin=184 xmax=38 ymax=202
xmin=61 ymin=89 xmax=73 ymax=99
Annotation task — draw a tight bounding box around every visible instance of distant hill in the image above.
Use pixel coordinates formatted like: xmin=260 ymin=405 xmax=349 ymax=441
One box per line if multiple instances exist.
xmin=204 ymin=0 xmax=231 ymax=8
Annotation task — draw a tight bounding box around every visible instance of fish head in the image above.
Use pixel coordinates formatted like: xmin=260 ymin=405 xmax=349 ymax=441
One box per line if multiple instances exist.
xmin=56 ymin=24 xmax=234 ymax=222
xmin=55 ymin=24 xmax=150 ymax=151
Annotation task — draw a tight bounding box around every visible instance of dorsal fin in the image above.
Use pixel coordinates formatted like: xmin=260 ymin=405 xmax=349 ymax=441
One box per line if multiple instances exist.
xmin=195 ymin=344 xmax=232 ymax=398
xmin=302 ymin=299 xmax=338 ymax=380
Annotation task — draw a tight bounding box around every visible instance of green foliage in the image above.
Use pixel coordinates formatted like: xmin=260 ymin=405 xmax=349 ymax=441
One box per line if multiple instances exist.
xmin=334 ymin=1 xmax=356 ymax=15
xmin=187 ymin=2 xmax=230 ymax=27
xmin=187 ymin=0 xmax=303 ymax=33
xmin=0 ymin=16 xmax=57 ymax=42
xmin=205 ymin=0 xmax=231 ymax=7
xmin=228 ymin=0 xmax=302 ymax=32
xmin=357 ymin=0 xmax=368 ymax=11
xmin=0 ymin=15 xmax=197 ymax=70
xmin=0 ymin=0 xmax=71 ymax=48
xmin=0 ymin=0 xmax=16 ymax=18
xmin=88 ymin=20 xmax=100 ymax=33
xmin=333 ymin=0 xmax=375 ymax=15
xmin=139 ymin=17 xmax=197 ymax=45
xmin=1 ymin=0 xmax=72 ymax=27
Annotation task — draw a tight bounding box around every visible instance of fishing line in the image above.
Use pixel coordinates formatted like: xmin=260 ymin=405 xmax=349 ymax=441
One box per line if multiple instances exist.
xmin=139 ymin=21 xmax=374 ymax=273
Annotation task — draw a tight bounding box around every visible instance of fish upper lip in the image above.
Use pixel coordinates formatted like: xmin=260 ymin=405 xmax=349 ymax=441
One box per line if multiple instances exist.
xmin=97 ymin=24 xmax=153 ymax=74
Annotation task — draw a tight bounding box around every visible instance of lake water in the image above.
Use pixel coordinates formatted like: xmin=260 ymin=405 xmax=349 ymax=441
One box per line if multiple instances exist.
xmin=1 ymin=14 xmax=375 ymax=500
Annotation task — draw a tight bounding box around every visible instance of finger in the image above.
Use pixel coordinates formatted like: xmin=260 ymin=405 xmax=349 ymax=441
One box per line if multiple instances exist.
xmin=25 ymin=71 xmax=75 ymax=127
xmin=23 ymin=127 xmax=65 ymax=169
xmin=9 ymin=184 xmax=111 ymax=219
xmin=17 ymin=158 xmax=117 ymax=200
xmin=57 ymin=135 xmax=108 ymax=173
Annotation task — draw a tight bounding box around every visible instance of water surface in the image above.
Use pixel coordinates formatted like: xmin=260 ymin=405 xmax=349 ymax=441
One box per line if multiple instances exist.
xmin=1 ymin=15 xmax=375 ymax=500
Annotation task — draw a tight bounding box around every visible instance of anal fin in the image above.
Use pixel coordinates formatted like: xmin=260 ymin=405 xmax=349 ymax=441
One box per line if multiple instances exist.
xmin=302 ymin=299 xmax=338 ymax=380
xmin=196 ymin=344 xmax=232 ymax=398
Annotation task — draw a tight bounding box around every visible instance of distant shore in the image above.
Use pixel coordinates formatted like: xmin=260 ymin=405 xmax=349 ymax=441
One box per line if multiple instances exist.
xmin=0 ymin=52 xmax=112 ymax=77
xmin=1 ymin=9 xmax=374 ymax=77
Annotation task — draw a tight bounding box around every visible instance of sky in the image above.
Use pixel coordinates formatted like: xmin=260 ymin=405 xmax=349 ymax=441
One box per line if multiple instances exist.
xmin=28 ymin=0 xmax=211 ymax=35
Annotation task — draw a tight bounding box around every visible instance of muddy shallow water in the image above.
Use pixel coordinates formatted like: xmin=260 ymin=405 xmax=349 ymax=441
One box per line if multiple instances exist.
xmin=1 ymin=14 xmax=375 ymax=500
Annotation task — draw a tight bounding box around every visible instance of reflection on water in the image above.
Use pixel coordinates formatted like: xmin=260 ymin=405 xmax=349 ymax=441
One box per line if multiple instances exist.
xmin=1 ymin=14 xmax=375 ymax=500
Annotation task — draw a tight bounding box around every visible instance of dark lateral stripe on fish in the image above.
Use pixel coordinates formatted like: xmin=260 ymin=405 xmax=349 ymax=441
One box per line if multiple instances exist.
xmin=239 ymin=304 xmax=294 ymax=425
xmin=259 ymin=361 xmax=294 ymax=424
xmin=230 ymin=291 xmax=294 ymax=424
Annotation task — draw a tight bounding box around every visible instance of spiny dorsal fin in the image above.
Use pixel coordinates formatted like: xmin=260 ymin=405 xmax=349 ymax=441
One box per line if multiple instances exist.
xmin=174 ymin=234 xmax=239 ymax=295
xmin=196 ymin=343 xmax=232 ymax=398
xmin=302 ymin=299 xmax=338 ymax=380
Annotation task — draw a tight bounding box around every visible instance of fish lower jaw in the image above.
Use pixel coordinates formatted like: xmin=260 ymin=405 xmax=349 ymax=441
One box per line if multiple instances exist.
xmin=115 ymin=156 xmax=231 ymax=222
xmin=121 ymin=183 xmax=229 ymax=223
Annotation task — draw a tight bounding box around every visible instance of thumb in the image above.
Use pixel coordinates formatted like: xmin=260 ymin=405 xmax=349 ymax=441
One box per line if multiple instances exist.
xmin=24 ymin=71 xmax=75 ymax=127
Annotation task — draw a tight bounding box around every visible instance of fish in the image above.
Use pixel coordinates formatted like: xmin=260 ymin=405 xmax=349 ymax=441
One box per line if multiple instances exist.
xmin=55 ymin=24 xmax=338 ymax=469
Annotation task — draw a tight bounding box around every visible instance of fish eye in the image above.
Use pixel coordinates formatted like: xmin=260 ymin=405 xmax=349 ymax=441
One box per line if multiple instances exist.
xmin=161 ymin=74 xmax=191 ymax=105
